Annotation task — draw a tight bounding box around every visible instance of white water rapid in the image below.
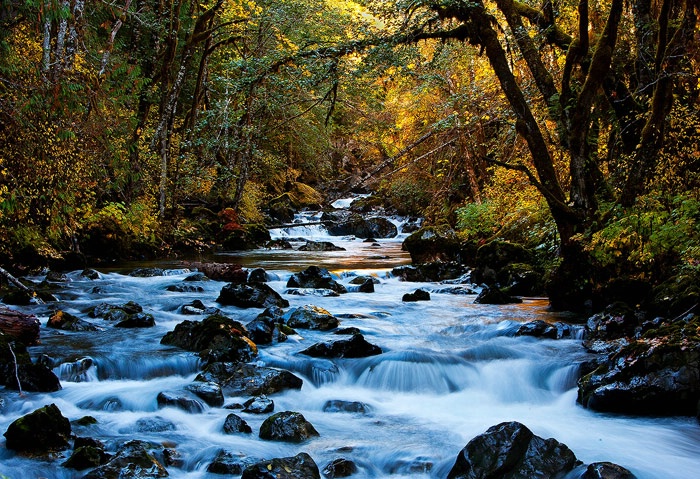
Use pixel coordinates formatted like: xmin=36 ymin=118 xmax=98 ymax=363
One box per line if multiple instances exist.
xmin=1 ymin=203 xmax=699 ymax=478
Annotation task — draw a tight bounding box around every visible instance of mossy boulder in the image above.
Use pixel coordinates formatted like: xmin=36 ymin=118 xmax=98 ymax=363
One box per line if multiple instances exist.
xmin=3 ymin=403 xmax=71 ymax=453
xmin=402 ymin=226 xmax=461 ymax=264
xmin=259 ymin=411 xmax=319 ymax=442
xmin=577 ymin=314 xmax=700 ymax=417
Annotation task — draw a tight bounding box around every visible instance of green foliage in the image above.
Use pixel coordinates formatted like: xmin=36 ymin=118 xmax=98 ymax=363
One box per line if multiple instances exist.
xmin=587 ymin=193 xmax=700 ymax=278
xmin=82 ymin=200 xmax=160 ymax=250
xmin=455 ymin=202 xmax=499 ymax=240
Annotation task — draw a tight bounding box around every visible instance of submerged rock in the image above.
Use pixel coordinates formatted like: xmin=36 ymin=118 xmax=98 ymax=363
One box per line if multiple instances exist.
xmin=207 ymin=450 xmax=258 ymax=475
xmin=322 ymin=400 xmax=371 ymax=414
xmin=446 ymin=421 xmax=579 ymax=479
xmin=196 ymin=363 xmax=303 ymax=396
xmin=323 ymin=457 xmax=358 ymax=478
xmin=156 ymin=391 xmax=205 ymax=413
xmin=259 ymin=411 xmax=319 ymax=442
xmin=83 ymin=440 xmax=168 ymax=479
xmin=3 ymin=403 xmax=71 ymax=453
xmin=581 ymin=462 xmax=637 ymax=479
xmin=402 ymin=289 xmax=431 ymax=302
xmin=243 ymin=395 xmax=274 ymax=414
xmin=185 ymin=381 xmax=224 ymax=407
xmin=241 ymin=452 xmax=320 ymax=479
xmin=300 ymin=334 xmax=382 ymax=358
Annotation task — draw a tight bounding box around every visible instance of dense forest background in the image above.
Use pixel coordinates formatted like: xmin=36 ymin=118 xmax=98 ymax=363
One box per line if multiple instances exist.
xmin=0 ymin=0 xmax=698 ymax=311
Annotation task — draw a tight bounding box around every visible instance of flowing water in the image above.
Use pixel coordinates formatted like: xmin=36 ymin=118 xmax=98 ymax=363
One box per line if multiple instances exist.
xmin=1 ymin=207 xmax=700 ymax=478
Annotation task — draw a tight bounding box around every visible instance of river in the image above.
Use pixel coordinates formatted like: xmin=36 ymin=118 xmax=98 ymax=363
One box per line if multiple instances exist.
xmin=1 ymin=208 xmax=699 ymax=478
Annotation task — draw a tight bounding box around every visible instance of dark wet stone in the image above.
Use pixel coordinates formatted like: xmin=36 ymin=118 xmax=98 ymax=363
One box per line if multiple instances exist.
xmin=46 ymin=271 xmax=69 ymax=282
xmin=81 ymin=268 xmax=101 ymax=280
xmin=243 ymin=396 xmax=274 ymax=414
xmin=323 ymin=457 xmax=357 ymax=478
xmin=515 ymin=320 xmax=558 ymax=339
xmin=223 ymin=413 xmax=252 ymax=434
xmin=259 ymin=411 xmax=319 ymax=442
xmin=180 ymin=299 xmax=220 ymax=316
xmin=3 ymin=403 xmax=71 ymax=453
xmin=83 ymin=440 xmax=168 ymax=479
xmin=286 ymin=266 xmax=347 ymax=293
xmin=208 ymin=450 xmax=258 ymax=475
xmin=156 ymin=391 xmax=205 ymax=413
xmin=242 ymin=452 xmax=320 ymax=479
xmin=185 ymin=381 xmax=224 ymax=407
xmin=0 ymin=336 xmax=61 ymax=391
xmin=184 ymin=272 xmax=209 ymax=281
xmin=402 ymin=289 xmax=431 ymax=302
xmin=216 ymin=282 xmax=289 ymax=308
xmin=47 ymin=310 xmax=100 ymax=331
xmin=129 ymin=268 xmax=165 ymax=277
xmin=63 ymin=444 xmax=111 ymax=470
xmin=446 ymin=421 xmax=579 ymax=479
xmin=166 ymin=284 xmax=204 ymax=293
xmin=300 ymin=333 xmax=382 ymax=358
xmin=322 ymin=400 xmax=370 ymax=414
xmin=248 ymin=268 xmax=269 ymax=283
xmin=334 ymin=327 xmax=362 ymax=335
xmin=283 ymin=305 xmax=340 ymax=330
xmin=196 ymin=363 xmax=303 ymax=396
xmin=115 ymin=312 xmax=155 ymax=328
xmin=581 ymin=462 xmax=638 ymax=479
xmin=135 ymin=416 xmax=176 ymax=433
xmin=474 ymin=286 xmax=522 ymax=304
xmin=299 ymin=240 xmax=346 ymax=251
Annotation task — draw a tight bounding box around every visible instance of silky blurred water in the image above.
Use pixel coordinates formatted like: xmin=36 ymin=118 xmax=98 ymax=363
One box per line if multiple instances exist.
xmin=1 ymin=208 xmax=699 ymax=479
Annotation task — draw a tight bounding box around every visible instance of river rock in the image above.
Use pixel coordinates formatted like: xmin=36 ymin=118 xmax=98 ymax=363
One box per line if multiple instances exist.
xmin=129 ymin=268 xmax=165 ymax=277
xmin=474 ymin=285 xmax=522 ymax=304
xmin=286 ymin=287 xmax=341 ymax=297
xmin=403 ymin=289 xmax=431 ymax=302
xmin=81 ymin=268 xmax=101 ymax=280
xmin=196 ymin=363 xmax=303 ymax=396
xmin=156 ymin=391 xmax=205 ymax=413
xmin=581 ymin=462 xmax=637 ymax=479
xmin=299 ymin=240 xmax=346 ymax=251
xmin=0 ymin=335 xmax=61 ymax=392
xmin=166 ymin=283 xmax=204 ymax=293
xmin=300 ymin=333 xmax=382 ymax=358
xmin=247 ymin=267 xmax=269 ymax=283
xmin=323 ymin=457 xmax=358 ymax=478
xmin=283 ymin=305 xmax=340 ymax=330
xmin=241 ymin=452 xmax=321 ymax=479
xmin=223 ymin=413 xmax=252 ymax=434
xmin=161 ymin=314 xmax=256 ymax=364
xmin=446 ymin=421 xmax=579 ymax=479
xmin=64 ymin=437 xmax=111 ymax=470
xmin=326 ymin=213 xmax=398 ymax=239
xmin=322 ymin=400 xmax=371 ymax=414
xmin=216 ymin=282 xmax=289 ymax=308
xmin=48 ymin=310 xmax=100 ymax=331
xmin=115 ymin=312 xmax=155 ymax=328
xmin=585 ymin=302 xmax=642 ymax=341
xmin=402 ymin=226 xmax=462 ymax=263
xmin=577 ymin=314 xmax=700 ymax=416
xmin=286 ymin=266 xmax=347 ymax=293
xmin=0 ymin=306 xmax=41 ymax=344
xmin=392 ymin=262 xmax=470 ymax=283
xmin=184 ymin=261 xmax=248 ymax=283
xmin=180 ymin=299 xmax=220 ymax=315
xmin=259 ymin=411 xmax=319 ymax=442
xmin=243 ymin=395 xmax=274 ymax=414
xmin=349 ymin=277 xmax=375 ymax=293
xmin=499 ymin=263 xmax=544 ymax=296
xmin=515 ymin=320 xmax=558 ymax=339
xmin=185 ymin=381 xmax=224 ymax=407
xmin=3 ymin=403 xmax=71 ymax=453
xmin=207 ymin=450 xmax=258 ymax=475
xmin=246 ymin=306 xmax=287 ymax=344
xmin=83 ymin=440 xmax=168 ymax=479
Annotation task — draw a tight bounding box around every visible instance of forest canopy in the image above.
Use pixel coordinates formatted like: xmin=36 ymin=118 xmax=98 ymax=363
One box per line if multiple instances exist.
xmin=0 ymin=0 xmax=698 ymax=310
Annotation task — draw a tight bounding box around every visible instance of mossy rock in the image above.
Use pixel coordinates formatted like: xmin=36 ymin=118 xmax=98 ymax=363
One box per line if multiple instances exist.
xmin=651 ymin=271 xmax=700 ymax=318
xmin=289 ymin=182 xmax=323 ymax=207
xmin=402 ymin=226 xmax=461 ymax=264
xmin=475 ymin=240 xmax=533 ymax=270
xmin=259 ymin=411 xmax=319 ymax=442
xmin=3 ymin=403 xmax=71 ymax=453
